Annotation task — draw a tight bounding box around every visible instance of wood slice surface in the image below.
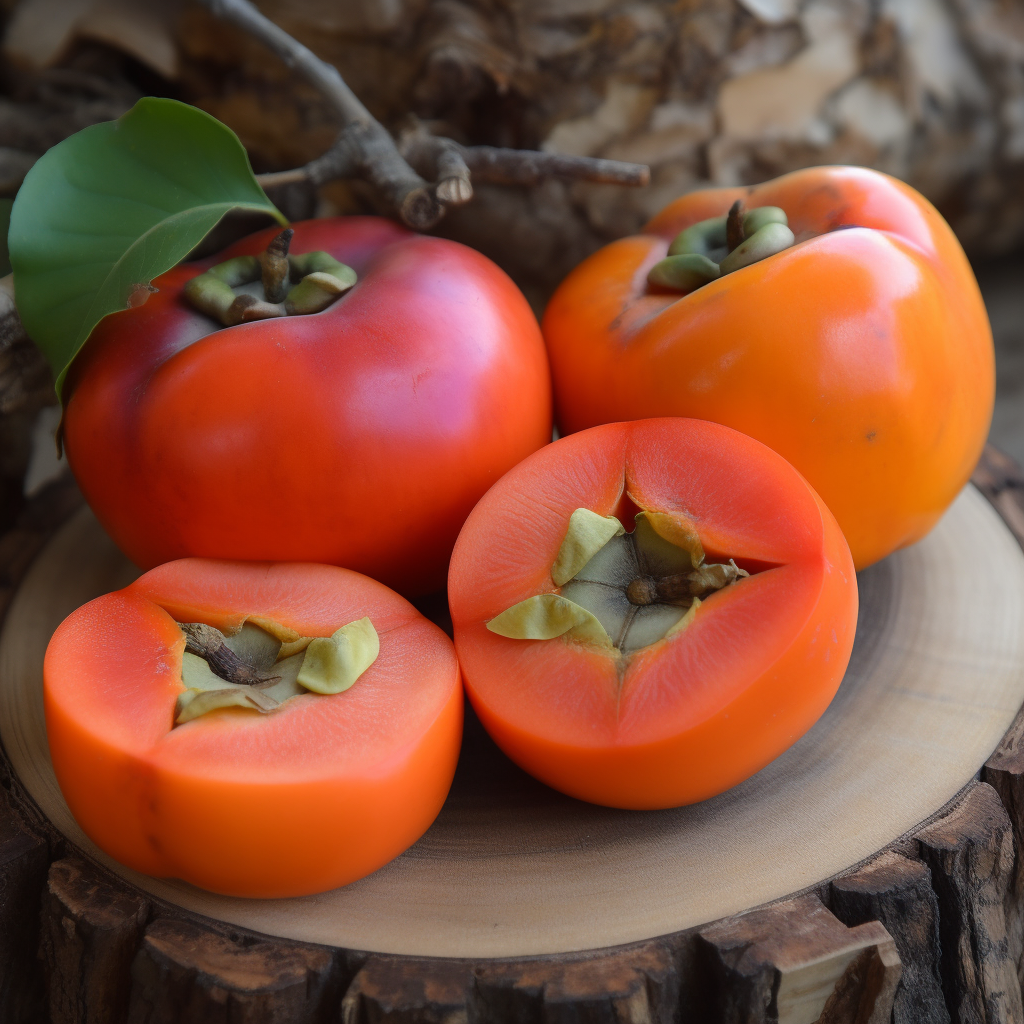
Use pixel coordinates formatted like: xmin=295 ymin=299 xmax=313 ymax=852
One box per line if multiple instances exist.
xmin=2 ymin=479 xmax=1024 ymax=965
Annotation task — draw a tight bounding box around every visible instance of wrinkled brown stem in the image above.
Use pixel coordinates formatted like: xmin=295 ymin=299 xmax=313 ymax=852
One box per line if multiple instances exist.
xmin=259 ymin=228 xmax=293 ymax=302
xmin=179 ymin=622 xmax=278 ymax=686
xmin=726 ymin=200 xmax=744 ymax=253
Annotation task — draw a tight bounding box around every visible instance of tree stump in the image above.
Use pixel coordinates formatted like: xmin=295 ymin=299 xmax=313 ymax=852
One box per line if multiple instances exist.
xmin=1 ymin=447 xmax=1024 ymax=1022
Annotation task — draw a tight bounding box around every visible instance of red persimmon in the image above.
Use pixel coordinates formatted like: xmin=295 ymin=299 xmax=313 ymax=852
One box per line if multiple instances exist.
xmin=62 ymin=217 xmax=552 ymax=595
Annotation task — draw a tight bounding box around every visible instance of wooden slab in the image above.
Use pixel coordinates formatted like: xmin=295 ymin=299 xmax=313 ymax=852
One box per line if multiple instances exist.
xmin=1 ymin=486 xmax=1024 ymax=959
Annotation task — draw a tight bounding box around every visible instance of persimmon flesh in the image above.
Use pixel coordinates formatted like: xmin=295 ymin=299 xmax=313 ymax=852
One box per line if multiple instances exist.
xmin=43 ymin=559 xmax=463 ymax=897
xmin=542 ymin=166 xmax=994 ymax=570
xmin=448 ymin=419 xmax=858 ymax=809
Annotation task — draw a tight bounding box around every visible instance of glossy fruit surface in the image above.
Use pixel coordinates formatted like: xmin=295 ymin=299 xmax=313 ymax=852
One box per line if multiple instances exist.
xmin=44 ymin=559 xmax=463 ymax=897
xmin=542 ymin=167 xmax=994 ymax=569
xmin=448 ymin=418 xmax=857 ymax=809
xmin=63 ymin=217 xmax=552 ymax=594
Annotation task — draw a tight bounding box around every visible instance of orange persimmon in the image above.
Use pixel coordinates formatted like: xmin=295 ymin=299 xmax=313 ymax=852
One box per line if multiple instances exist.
xmin=448 ymin=418 xmax=857 ymax=809
xmin=44 ymin=559 xmax=462 ymax=897
xmin=542 ymin=166 xmax=994 ymax=570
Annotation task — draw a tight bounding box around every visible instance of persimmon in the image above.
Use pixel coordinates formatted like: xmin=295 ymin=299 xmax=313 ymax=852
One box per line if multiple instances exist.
xmin=61 ymin=216 xmax=552 ymax=595
xmin=542 ymin=166 xmax=994 ymax=570
xmin=448 ymin=418 xmax=857 ymax=809
xmin=43 ymin=559 xmax=463 ymax=897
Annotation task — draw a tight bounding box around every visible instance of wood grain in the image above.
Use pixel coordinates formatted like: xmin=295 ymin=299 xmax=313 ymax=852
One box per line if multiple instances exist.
xmin=830 ymin=851 xmax=948 ymax=1023
xmin=41 ymin=857 xmax=149 ymax=1024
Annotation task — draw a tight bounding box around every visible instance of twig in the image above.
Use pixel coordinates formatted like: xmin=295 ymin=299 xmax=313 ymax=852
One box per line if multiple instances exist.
xmin=197 ymin=0 xmax=650 ymax=229
xmin=198 ymin=0 xmax=442 ymax=227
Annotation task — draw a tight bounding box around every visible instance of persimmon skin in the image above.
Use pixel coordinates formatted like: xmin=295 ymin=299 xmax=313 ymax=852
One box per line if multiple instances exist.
xmin=62 ymin=217 xmax=552 ymax=595
xmin=448 ymin=419 xmax=857 ymax=809
xmin=542 ymin=167 xmax=994 ymax=570
xmin=43 ymin=560 xmax=463 ymax=897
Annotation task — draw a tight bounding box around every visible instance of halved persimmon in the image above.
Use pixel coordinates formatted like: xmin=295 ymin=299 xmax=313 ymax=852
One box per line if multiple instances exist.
xmin=448 ymin=418 xmax=857 ymax=809
xmin=44 ymin=559 xmax=462 ymax=897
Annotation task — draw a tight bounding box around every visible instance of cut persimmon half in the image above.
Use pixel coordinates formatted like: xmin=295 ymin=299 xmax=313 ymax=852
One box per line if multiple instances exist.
xmin=43 ymin=559 xmax=463 ymax=897
xmin=448 ymin=418 xmax=858 ymax=809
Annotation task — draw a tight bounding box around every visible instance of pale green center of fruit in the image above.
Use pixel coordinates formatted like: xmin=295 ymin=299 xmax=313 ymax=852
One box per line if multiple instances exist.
xmin=175 ymin=617 xmax=379 ymax=724
xmin=487 ymin=508 xmax=748 ymax=654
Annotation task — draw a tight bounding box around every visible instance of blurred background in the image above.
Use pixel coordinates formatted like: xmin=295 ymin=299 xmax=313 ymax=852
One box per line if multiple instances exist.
xmin=1 ymin=0 xmax=1022 ymax=531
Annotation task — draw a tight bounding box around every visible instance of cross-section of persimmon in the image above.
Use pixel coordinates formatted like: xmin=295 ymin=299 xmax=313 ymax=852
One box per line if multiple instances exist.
xmin=448 ymin=418 xmax=858 ymax=809
xmin=43 ymin=559 xmax=463 ymax=897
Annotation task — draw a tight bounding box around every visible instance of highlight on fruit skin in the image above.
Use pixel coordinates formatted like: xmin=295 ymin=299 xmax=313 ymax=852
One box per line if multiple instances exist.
xmin=448 ymin=417 xmax=859 ymax=810
xmin=43 ymin=558 xmax=463 ymax=898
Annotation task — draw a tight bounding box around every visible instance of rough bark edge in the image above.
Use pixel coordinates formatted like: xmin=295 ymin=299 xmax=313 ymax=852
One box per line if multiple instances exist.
xmin=0 ymin=450 xmax=1022 ymax=1021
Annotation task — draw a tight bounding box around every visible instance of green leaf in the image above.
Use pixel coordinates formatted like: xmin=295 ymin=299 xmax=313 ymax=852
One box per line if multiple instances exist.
xmin=0 ymin=199 xmax=12 ymax=277
xmin=8 ymin=97 xmax=286 ymax=401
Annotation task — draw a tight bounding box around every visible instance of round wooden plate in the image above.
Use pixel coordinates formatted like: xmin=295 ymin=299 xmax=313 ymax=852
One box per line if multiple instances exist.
xmin=2 ymin=485 xmax=1024 ymax=960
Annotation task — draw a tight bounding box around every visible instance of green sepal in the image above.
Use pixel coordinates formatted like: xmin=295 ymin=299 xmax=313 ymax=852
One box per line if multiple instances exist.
xmin=668 ymin=215 xmax=727 ymax=258
xmin=297 ymin=618 xmax=380 ymax=694
xmin=742 ymin=206 xmax=787 ymax=237
xmin=551 ymin=508 xmax=625 ymax=585
xmin=9 ymin=97 xmax=286 ymax=402
xmin=486 ymin=594 xmax=614 ymax=649
xmin=647 ymin=253 xmax=721 ymax=293
xmin=718 ymin=222 xmax=796 ymax=276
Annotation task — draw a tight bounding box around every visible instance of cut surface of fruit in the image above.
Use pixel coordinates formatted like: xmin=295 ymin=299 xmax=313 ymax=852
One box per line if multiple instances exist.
xmin=448 ymin=418 xmax=858 ymax=809
xmin=43 ymin=559 xmax=463 ymax=897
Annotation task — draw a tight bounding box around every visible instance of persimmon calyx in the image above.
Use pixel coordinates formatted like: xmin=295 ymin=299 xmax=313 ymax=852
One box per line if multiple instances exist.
xmin=183 ymin=229 xmax=357 ymax=326
xmin=486 ymin=506 xmax=748 ymax=654
xmin=175 ymin=616 xmax=379 ymax=724
xmin=649 ymin=202 xmax=794 ymax=295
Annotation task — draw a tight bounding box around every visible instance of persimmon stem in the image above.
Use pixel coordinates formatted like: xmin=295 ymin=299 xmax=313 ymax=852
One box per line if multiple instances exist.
xmin=259 ymin=228 xmax=293 ymax=302
xmin=180 ymin=622 xmax=279 ymax=686
xmin=726 ymin=200 xmax=745 ymax=253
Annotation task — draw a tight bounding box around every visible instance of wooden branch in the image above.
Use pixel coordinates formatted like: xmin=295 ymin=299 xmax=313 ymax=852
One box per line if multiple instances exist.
xmin=199 ymin=0 xmax=649 ymax=228
xmin=196 ymin=0 xmax=442 ymax=228
xmin=400 ymin=130 xmax=651 ymax=189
